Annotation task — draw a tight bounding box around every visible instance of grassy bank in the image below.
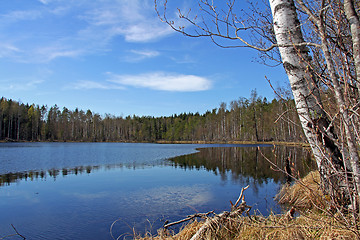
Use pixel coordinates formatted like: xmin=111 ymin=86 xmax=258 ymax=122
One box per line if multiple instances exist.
xmin=135 ymin=171 xmax=359 ymax=240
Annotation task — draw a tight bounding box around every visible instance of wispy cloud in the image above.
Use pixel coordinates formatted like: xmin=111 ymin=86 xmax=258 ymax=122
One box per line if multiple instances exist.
xmin=0 ymin=0 xmax=173 ymax=62
xmin=0 ymin=79 xmax=44 ymax=91
xmin=0 ymin=43 xmax=21 ymax=58
xmin=108 ymin=72 xmax=212 ymax=92
xmin=131 ymin=50 xmax=160 ymax=58
xmin=79 ymin=0 xmax=173 ymax=43
xmin=38 ymin=0 xmax=50 ymax=5
xmin=34 ymin=45 xmax=84 ymax=62
xmin=124 ymin=49 xmax=160 ymax=62
xmin=0 ymin=10 xmax=42 ymax=23
xmin=171 ymin=54 xmax=197 ymax=64
xmin=68 ymin=80 xmax=125 ymax=90
xmin=117 ymin=23 xmax=172 ymax=43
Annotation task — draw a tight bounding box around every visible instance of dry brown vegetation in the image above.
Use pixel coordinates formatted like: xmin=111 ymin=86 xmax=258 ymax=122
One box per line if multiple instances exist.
xmin=135 ymin=171 xmax=360 ymax=240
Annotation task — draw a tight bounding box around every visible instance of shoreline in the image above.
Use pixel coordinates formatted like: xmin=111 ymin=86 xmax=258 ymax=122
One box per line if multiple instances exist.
xmin=0 ymin=138 xmax=309 ymax=147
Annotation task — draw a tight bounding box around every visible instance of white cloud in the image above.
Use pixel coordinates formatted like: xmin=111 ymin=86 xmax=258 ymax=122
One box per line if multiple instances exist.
xmin=108 ymin=72 xmax=212 ymax=92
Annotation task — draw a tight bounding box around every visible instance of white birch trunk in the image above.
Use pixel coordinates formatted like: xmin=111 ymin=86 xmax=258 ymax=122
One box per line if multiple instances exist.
xmin=269 ymin=0 xmax=351 ymax=203
xmin=269 ymin=0 xmax=326 ymax=169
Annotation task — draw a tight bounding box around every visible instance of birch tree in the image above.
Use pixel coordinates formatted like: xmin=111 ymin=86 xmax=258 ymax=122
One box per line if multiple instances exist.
xmin=269 ymin=0 xmax=356 ymax=206
xmin=155 ymin=0 xmax=360 ymax=210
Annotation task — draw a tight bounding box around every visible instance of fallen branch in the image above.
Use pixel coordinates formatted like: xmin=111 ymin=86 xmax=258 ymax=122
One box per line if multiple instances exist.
xmin=190 ymin=185 xmax=251 ymax=240
xmin=164 ymin=211 xmax=214 ymax=229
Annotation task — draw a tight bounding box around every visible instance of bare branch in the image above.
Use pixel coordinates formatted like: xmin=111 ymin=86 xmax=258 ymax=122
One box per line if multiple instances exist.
xmin=155 ymin=0 xmax=320 ymax=51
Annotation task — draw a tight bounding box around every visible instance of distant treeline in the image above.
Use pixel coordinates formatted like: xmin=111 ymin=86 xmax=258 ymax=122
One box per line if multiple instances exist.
xmin=0 ymin=91 xmax=304 ymax=142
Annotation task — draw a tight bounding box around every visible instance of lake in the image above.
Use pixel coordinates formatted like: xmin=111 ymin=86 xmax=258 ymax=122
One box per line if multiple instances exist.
xmin=0 ymin=142 xmax=314 ymax=239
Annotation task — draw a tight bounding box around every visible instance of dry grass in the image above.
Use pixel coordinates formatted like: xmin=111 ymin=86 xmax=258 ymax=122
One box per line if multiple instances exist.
xmin=135 ymin=171 xmax=360 ymax=240
xmin=137 ymin=213 xmax=359 ymax=239
xmin=276 ymin=171 xmax=326 ymax=210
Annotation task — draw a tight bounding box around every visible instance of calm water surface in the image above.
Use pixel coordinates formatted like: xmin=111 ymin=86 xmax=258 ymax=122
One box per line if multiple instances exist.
xmin=0 ymin=142 xmax=313 ymax=239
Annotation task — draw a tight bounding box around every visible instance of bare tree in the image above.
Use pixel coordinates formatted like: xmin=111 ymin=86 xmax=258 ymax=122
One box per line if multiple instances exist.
xmin=295 ymin=0 xmax=360 ymax=209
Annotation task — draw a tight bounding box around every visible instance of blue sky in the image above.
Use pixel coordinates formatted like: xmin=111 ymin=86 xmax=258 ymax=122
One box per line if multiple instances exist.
xmin=0 ymin=0 xmax=288 ymax=117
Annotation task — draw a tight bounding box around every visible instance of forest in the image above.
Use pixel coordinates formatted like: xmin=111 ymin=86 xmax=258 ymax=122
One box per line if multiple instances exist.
xmin=0 ymin=90 xmax=304 ymax=143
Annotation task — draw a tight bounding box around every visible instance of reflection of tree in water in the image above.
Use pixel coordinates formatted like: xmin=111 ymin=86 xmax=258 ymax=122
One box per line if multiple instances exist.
xmin=0 ymin=163 xmax=153 ymax=187
xmin=0 ymin=166 xmax=96 ymax=186
xmin=0 ymin=146 xmax=315 ymax=187
xmin=170 ymin=146 xmax=315 ymax=185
